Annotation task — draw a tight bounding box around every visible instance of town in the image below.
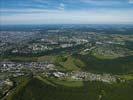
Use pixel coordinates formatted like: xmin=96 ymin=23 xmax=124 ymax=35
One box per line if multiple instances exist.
xmin=0 ymin=25 xmax=133 ymax=100
xmin=0 ymin=30 xmax=133 ymax=58
xmin=0 ymin=60 xmax=126 ymax=99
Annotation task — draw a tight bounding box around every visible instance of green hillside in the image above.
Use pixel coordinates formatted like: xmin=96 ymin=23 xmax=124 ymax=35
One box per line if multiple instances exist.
xmin=77 ymin=54 xmax=133 ymax=74
xmin=7 ymin=76 xmax=133 ymax=100
xmin=55 ymin=55 xmax=85 ymax=71
xmin=54 ymin=54 xmax=133 ymax=74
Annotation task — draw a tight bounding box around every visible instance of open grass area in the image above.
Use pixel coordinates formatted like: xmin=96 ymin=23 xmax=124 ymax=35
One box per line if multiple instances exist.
xmin=45 ymin=77 xmax=83 ymax=87
xmin=37 ymin=56 xmax=56 ymax=62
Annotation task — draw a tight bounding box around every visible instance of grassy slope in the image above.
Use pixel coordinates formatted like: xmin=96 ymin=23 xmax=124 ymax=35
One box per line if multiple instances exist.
xmin=53 ymin=55 xmax=84 ymax=71
xmin=7 ymin=77 xmax=30 ymax=100
xmin=61 ymin=56 xmax=82 ymax=71
xmin=7 ymin=77 xmax=133 ymax=100
xmin=53 ymin=54 xmax=133 ymax=74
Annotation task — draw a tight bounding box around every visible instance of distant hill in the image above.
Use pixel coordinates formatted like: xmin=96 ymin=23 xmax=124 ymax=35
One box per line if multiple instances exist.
xmin=1 ymin=24 xmax=133 ymax=35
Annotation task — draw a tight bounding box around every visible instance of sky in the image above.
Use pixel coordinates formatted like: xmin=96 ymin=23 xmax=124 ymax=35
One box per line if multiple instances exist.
xmin=0 ymin=0 xmax=133 ymax=25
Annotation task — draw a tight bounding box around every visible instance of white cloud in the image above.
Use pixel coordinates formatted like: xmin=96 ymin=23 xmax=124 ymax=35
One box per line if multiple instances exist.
xmin=33 ymin=0 xmax=49 ymax=3
xmin=0 ymin=8 xmax=62 ymax=14
xmin=1 ymin=9 xmax=133 ymax=25
xmin=129 ymin=0 xmax=133 ymax=4
xmin=79 ymin=0 xmax=123 ymax=5
xmin=58 ymin=3 xmax=65 ymax=10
